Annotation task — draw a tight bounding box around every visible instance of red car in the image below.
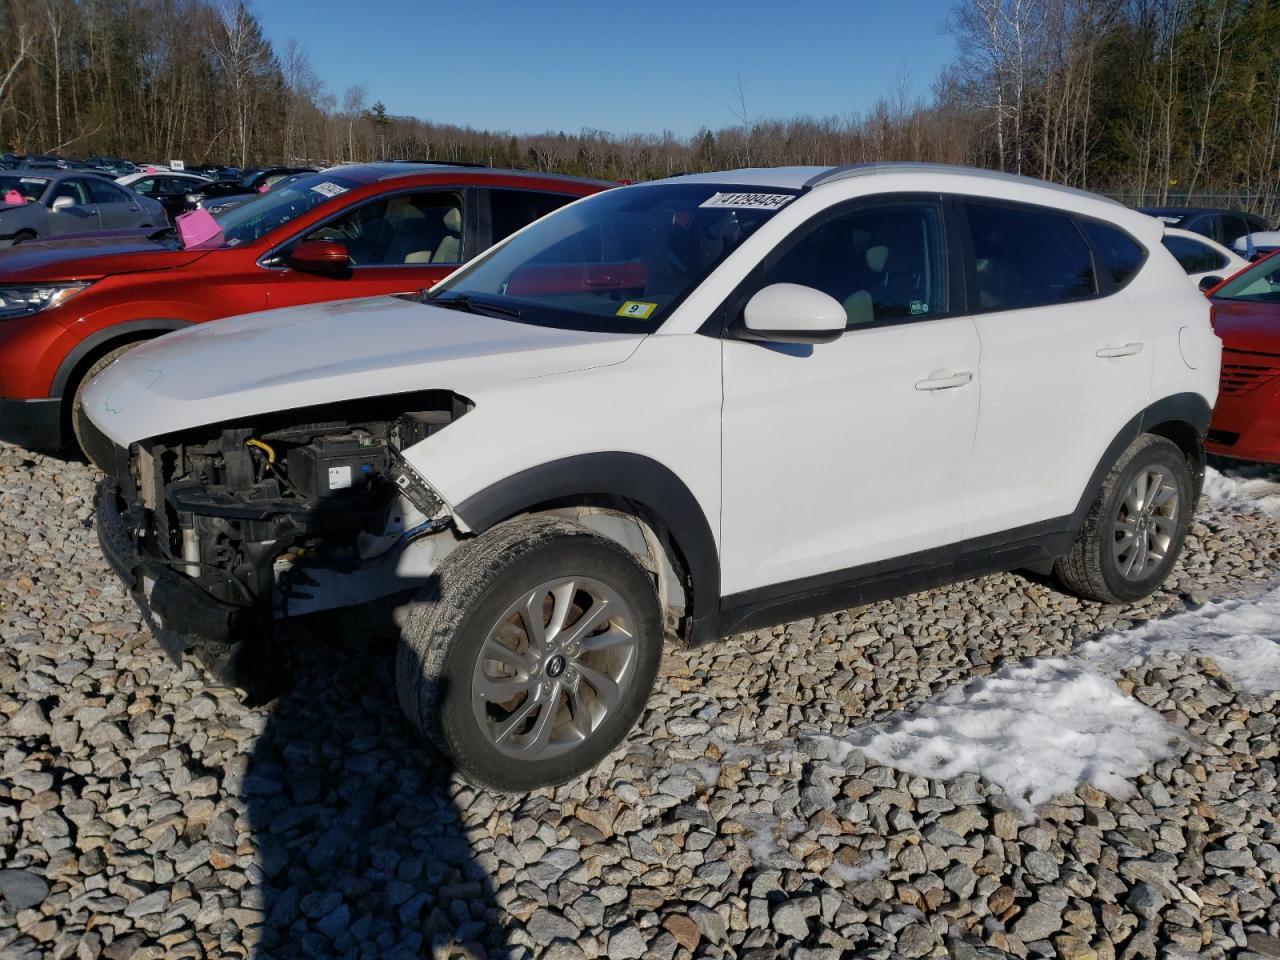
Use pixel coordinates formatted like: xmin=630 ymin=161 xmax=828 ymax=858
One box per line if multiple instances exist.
xmin=0 ymin=163 xmax=610 ymax=454
xmin=1207 ymin=251 xmax=1280 ymax=462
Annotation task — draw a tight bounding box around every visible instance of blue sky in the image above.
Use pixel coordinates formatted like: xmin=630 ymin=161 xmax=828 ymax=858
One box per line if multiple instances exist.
xmin=255 ymin=0 xmax=958 ymax=138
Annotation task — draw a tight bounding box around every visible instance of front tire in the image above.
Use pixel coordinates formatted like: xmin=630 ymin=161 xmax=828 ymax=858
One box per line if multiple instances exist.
xmin=1054 ymin=434 xmax=1193 ymax=603
xmin=396 ymin=515 xmax=663 ymax=792
xmin=71 ymin=342 xmax=144 ymax=466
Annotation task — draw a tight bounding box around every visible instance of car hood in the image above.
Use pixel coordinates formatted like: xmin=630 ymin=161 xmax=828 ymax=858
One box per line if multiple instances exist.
xmin=0 ymin=232 xmax=209 ymax=282
xmin=83 ymin=295 xmax=646 ymax=445
xmin=1211 ymin=298 xmax=1280 ymax=356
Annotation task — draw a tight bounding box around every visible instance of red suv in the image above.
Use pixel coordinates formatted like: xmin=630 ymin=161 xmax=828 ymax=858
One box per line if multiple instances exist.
xmin=0 ymin=163 xmax=610 ymax=455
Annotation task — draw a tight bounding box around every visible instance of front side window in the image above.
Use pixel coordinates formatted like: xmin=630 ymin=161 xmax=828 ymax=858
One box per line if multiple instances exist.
xmin=131 ymin=177 xmax=158 ymax=196
xmin=753 ymin=199 xmax=947 ymax=326
xmin=1078 ymin=219 xmax=1145 ymax=287
xmin=966 ymin=201 xmax=1096 ymax=310
xmin=50 ymin=178 xmax=92 ymax=207
xmin=300 ymin=191 xmax=464 ymax=266
xmin=490 ymin=189 xmax=577 ymax=245
xmin=1213 ymin=255 xmax=1280 ymax=304
xmin=1223 ymin=215 xmax=1251 ymax=247
xmin=213 ymin=173 xmax=364 ymax=247
xmin=430 ymin=183 xmax=795 ymax=331
xmin=1162 ymin=235 xmax=1227 ymax=275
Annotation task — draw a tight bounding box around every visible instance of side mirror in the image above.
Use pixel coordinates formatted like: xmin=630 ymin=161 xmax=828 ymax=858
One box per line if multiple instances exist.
xmin=738 ymin=283 xmax=846 ymax=344
xmin=50 ymin=196 xmax=75 ymax=213
xmin=1198 ymin=275 xmax=1222 ymax=293
xmin=286 ymin=239 xmax=351 ymax=277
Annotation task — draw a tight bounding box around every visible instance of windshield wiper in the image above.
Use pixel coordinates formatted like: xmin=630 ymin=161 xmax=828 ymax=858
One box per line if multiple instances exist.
xmin=424 ymin=293 xmax=522 ymax=320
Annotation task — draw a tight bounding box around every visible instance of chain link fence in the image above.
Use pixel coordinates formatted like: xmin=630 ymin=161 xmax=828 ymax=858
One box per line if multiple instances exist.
xmin=1101 ymin=190 xmax=1279 ymax=224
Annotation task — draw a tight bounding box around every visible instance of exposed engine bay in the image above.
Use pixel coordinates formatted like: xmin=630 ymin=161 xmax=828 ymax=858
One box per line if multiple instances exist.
xmin=96 ymin=392 xmax=471 ymax=680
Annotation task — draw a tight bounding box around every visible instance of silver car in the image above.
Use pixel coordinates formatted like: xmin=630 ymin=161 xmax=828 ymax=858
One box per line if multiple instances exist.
xmin=0 ymin=170 xmax=167 ymax=248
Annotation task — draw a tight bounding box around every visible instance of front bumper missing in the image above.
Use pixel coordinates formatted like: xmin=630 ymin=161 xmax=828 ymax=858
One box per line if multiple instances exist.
xmin=95 ymin=479 xmax=257 ymax=667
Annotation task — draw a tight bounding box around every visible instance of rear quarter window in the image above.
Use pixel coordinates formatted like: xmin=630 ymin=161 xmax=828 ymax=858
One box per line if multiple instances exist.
xmin=1078 ymin=219 xmax=1146 ymax=288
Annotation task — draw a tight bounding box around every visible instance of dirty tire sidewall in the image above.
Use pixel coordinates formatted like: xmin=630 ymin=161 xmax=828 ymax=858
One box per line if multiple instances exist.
xmin=71 ymin=342 xmax=143 ymax=466
xmin=1055 ymin=434 xmax=1193 ymax=604
xmin=396 ymin=516 xmax=663 ymax=792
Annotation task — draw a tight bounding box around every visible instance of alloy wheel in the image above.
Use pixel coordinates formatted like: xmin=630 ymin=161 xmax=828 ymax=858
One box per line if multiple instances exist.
xmin=1113 ymin=467 xmax=1180 ymax=580
xmin=471 ymin=576 xmax=638 ymax=760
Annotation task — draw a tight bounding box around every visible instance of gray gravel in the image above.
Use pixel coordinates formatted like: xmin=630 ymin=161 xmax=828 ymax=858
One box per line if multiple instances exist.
xmin=1 ymin=441 xmax=1279 ymax=959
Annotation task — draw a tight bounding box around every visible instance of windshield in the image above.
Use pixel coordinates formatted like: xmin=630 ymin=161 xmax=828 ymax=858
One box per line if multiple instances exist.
xmin=429 ymin=182 xmax=798 ymax=331
xmin=212 ymin=173 xmax=361 ymax=246
xmin=1214 ymin=253 xmax=1280 ymax=304
xmin=0 ymin=175 xmax=49 ymax=202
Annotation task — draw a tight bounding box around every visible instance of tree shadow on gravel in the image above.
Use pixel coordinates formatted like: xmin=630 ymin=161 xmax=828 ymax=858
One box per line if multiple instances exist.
xmin=244 ymin=598 xmax=511 ymax=959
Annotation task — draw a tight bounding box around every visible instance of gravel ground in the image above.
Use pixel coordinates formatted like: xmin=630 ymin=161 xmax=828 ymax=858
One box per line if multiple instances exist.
xmin=1 ymin=441 xmax=1278 ymax=960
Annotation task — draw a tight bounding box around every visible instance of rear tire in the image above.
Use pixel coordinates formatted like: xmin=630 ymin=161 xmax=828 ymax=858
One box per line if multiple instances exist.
xmin=396 ymin=515 xmax=663 ymax=792
xmin=1054 ymin=434 xmax=1193 ymax=603
xmin=71 ymin=342 xmax=144 ymax=467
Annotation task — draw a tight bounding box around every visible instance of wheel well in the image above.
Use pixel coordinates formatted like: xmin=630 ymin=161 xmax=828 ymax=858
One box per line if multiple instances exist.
xmin=1145 ymin=420 xmax=1206 ymax=501
xmin=58 ymin=333 xmax=157 ymax=431
xmin=495 ymin=496 xmax=696 ymax=643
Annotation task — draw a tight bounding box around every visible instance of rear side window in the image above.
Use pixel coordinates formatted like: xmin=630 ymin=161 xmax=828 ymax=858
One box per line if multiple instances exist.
xmin=87 ymin=179 xmax=130 ymax=204
xmin=490 ymin=190 xmax=576 ymax=244
xmin=1078 ymin=219 xmax=1145 ymax=287
xmin=965 ymin=201 xmax=1095 ymax=311
xmin=1162 ymin=235 xmax=1227 ymax=274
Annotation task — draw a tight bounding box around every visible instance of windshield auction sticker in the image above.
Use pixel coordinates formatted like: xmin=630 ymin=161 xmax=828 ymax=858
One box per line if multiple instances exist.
xmin=617 ymin=301 xmax=657 ymax=319
xmin=699 ymin=192 xmax=794 ymax=210
xmin=310 ymin=182 xmax=348 ymax=198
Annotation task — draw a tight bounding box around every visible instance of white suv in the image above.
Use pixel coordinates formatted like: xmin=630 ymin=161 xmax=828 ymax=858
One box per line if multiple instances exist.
xmin=85 ymin=163 xmax=1221 ymax=790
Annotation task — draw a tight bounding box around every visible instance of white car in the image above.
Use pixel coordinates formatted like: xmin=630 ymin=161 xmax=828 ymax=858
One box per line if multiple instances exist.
xmin=1233 ymin=231 xmax=1280 ymax=260
xmin=83 ymin=163 xmax=1221 ymax=790
xmin=1160 ymin=227 xmax=1250 ymax=292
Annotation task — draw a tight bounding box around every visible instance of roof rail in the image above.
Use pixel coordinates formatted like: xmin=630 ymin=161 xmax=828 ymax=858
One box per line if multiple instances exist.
xmin=803 ymin=162 xmax=1122 ymax=206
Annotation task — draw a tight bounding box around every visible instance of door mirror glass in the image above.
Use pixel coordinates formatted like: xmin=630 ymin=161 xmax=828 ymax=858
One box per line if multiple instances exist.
xmin=50 ymin=196 xmax=76 ymax=213
xmin=287 ymin=239 xmax=351 ymax=277
xmin=740 ymin=283 xmax=846 ymax=344
xmin=1198 ymin=275 xmax=1223 ymax=293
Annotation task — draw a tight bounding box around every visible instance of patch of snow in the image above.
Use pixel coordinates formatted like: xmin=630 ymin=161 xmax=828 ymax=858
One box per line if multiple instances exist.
xmin=820 ymin=659 xmax=1182 ymax=820
xmin=1078 ymin=585 xmax=1280 ymax=695
xmin=1202 ymin=464 xmax=1280 ymax=518
xmin=736 ymin=811 xmax=805 ymax=866
xmin=830 ymin=852 xmax=889 ymax=884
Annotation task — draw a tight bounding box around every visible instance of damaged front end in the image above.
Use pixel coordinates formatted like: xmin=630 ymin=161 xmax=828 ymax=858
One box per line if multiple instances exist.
xmin=93 ymin=392 xmax=469 ymax=686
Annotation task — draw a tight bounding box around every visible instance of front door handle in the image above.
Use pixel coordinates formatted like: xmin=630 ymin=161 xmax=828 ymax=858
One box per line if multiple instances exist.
xmin=915 ymin=370 xmax=974 ymax=391
xmin=1096 ymin=342 xmax=1144 ymax=359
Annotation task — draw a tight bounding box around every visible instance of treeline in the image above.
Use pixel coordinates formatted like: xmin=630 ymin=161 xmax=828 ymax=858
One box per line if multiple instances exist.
xmin=1 ymin=0 xmax=1277 ymax=216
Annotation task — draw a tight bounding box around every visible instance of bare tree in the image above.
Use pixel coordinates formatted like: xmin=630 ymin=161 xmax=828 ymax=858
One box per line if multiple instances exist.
xmin=0 ymin=17 xmax=33 ymax=144
xmin=342 ymin=83 xmax=368 ymax=162
xmin=209 ymin=0 xmax=274 ymax=167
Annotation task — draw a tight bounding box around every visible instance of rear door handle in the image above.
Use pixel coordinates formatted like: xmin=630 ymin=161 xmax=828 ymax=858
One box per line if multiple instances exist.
xmin=915 ymin=370 xmax=974 ymax=391
xmin=1096 ymin=342 xmax=1144 ymax=359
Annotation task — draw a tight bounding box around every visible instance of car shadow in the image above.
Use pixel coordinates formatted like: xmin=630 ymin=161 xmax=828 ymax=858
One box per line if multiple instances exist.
xmin=244 ymin=594 xmax=513 ymax=959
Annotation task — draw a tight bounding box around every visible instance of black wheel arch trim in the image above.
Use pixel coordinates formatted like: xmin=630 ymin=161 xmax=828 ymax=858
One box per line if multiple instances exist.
xmin=1068 ymin=391 xmax=1211 ymax=534
xmin=453 ymin=452 xmax=721 ymax=626
xmin=51 ymin=319 xmax=193 ymax=398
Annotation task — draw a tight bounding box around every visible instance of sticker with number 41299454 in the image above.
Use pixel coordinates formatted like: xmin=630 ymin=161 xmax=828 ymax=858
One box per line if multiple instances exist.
xmin=616 ymin=301 xmax=657 ymax=319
